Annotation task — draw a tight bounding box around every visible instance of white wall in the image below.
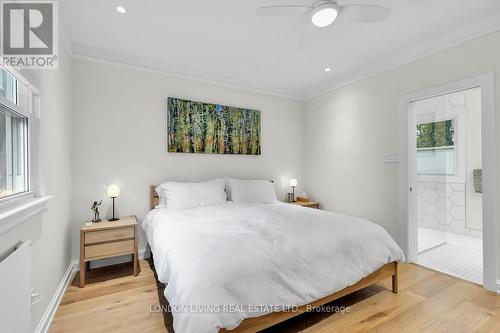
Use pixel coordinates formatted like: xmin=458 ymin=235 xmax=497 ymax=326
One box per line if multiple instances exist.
xmin=71 ymin=58 xmax=305 ymax=257
xmin=0 ymin=37 xmax=73 ymax=330
xmin=304 ymin=30 xmax=500 ymax=275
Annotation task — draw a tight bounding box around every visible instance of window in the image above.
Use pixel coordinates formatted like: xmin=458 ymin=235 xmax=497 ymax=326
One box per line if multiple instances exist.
xmin=0 ymin=104 xmax=28 ymax=198
xmin=0 ymin=67 xmax=31 ymax=200
xmin=0 ymin=69 xmax=17 ymax=104
xmin=416 ymin=119 xmax=455 ymax=176
xmin=0 ymin=66 xmax=48 ymax=233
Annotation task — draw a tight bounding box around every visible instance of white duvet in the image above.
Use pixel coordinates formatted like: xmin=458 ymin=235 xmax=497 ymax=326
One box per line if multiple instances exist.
xmin=142 ymin=202 xmax=404 ymax=333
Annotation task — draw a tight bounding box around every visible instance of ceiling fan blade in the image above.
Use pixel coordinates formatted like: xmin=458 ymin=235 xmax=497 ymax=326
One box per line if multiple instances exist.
xmin=340 ymin=4 xmax=391 ymax=23
xmin=257 ymin=5 xmax=310 ymax=17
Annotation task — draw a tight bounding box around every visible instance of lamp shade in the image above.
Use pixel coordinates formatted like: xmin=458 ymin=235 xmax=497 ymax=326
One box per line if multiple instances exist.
xmin=106 ymin=184 xmax=120 ymax=198
xmin=289 ymin=178 xmax=298 ymax=187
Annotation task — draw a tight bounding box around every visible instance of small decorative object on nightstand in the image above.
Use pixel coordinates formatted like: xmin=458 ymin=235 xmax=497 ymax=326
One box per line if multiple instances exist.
xmin=90 ymin=200 xmax=102 ymax=222
xmin=290 ymin=201 xmax=320 ymax=209
xmin=289 ymin=178 xmax=298 ymax=202
xmin=107 ymin=184 xmax=120 ymax=221
xmin=79 ymin=215 xmax=138 ymax=287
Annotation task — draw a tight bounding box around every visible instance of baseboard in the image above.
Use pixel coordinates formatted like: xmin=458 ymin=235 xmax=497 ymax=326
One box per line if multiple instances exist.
xmin=34 ymin=248 xmax=147 ymax=333
xmin=497 ymin=280 xmax=500 ymax=294
xmin=34 ymin=260 xmax=77 ymax=333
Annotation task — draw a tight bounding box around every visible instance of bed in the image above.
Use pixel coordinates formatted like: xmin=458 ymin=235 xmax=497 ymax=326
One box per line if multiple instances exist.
xmin=144 ymin=185 xmax=403 ymax=333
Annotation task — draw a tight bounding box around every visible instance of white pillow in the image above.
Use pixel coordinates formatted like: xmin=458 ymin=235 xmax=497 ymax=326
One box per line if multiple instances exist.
xmin=226 ymin=178 xmax=277 ymax=204
xmin=156 ymin=179 xmax=227 ymax=210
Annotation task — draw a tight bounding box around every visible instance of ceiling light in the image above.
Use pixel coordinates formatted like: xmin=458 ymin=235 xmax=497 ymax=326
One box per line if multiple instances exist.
xmin=324 ymin=67 xmax=331 ymax=72
xmin=311 ymin=2 xmax=339 ymax=28
xmin=116 ymin=6 xmax=127 ymax=14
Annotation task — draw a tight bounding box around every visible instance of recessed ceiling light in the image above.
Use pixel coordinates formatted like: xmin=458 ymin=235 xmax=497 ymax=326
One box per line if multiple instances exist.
xmin=116 ymin=6 xmax=127 ymax=14
xmin=324 ymin=67 xmax=331 ymax=72
xmin=311 ymin=3 xmax=339 ymax=28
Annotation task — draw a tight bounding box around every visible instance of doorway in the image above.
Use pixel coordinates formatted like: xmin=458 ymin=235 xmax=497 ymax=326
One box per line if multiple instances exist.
xmin=410 ymin=88 xmax=483 ymax=284
xmin=399 ymin=73 xmax=497 ymax=292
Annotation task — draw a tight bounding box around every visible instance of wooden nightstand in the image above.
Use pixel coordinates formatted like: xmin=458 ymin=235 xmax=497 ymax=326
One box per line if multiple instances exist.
xmin=79 ymin=215 xmax=138 ymax=287
xmin=290 ymin=201 xmax=320 ymax=209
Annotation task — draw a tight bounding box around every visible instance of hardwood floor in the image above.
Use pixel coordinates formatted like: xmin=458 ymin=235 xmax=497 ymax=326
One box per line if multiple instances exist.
xmin=50 ymin=259 xmax=499 ymax=333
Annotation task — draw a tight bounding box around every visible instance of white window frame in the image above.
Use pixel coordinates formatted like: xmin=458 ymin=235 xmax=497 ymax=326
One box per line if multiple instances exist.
xmin=417 ymin=113 xmax=465 ymax=183
xmin=0 ymin=95 xmax=29 ymax=197
xmin=415 ymin=108 xmax=465 ymax=184
xmin=0 ymin=66 xmax=51 ymax=237
xmin=0 ymin=68 xmax=17 ymax=103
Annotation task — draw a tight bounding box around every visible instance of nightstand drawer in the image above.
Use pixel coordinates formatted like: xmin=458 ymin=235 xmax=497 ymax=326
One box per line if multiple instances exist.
xmin=85 ymin=227 xmax=135 ymax=245
xmin=85 ymin=240 xmax=135 ymax=259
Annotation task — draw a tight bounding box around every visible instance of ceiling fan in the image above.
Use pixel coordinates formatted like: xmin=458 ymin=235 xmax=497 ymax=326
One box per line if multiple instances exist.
xmin=257 ymin=0 xmax=391 ymax=28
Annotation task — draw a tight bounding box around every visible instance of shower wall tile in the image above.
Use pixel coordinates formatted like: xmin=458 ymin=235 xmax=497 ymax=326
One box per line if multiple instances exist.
xmin=417 ymin=180 xmax=481 ymax=238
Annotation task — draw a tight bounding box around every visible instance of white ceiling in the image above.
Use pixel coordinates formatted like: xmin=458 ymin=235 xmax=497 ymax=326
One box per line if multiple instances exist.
xmin=61 ymin=0 xmax=500 ymax=99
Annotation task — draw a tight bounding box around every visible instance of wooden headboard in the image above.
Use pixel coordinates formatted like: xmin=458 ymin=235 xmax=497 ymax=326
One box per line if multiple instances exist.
xmin=150 ymin=185 xmax=159 ymax=210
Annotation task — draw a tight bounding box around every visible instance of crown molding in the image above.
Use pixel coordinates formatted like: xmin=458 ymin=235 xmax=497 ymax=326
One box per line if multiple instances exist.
xmin=70 ymin=47 xmax=306 ymax=101
xmin=62 ymin=9 xmax=500 ymax=102
xmin=305 ymin=10 xmax=500 ymax=99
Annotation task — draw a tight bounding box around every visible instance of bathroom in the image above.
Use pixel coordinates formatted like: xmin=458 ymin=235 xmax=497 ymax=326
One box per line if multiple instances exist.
xmin=413 ymin=88 xmax=483 ymax=284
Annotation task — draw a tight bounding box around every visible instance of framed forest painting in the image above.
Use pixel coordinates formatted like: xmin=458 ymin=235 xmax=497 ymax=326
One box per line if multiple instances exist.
xmin=167 ymin=97 xmax=261 ymax=155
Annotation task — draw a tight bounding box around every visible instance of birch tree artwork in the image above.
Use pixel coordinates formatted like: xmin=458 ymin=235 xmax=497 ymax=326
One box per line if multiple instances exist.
xmin=167 ymin=97 xmax=261 ymax=155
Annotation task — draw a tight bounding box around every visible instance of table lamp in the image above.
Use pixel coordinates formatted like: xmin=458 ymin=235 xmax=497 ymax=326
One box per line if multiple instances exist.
xmin=106 ymin=184 xmax=120 ymax=221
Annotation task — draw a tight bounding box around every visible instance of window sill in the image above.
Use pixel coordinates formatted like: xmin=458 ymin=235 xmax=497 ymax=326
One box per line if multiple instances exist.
xmin=0 ymin=195 xmax=53 ymax=237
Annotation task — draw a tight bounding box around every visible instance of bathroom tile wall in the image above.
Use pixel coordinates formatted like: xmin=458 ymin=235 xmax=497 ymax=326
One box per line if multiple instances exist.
xmin=415 ymin=90 xmax=482 ymax=239
xmin=418 ymin=180 xmax=482 ymax=238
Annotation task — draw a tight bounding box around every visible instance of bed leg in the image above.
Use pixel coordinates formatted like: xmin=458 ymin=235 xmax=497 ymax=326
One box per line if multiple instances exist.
xmin=392 ymin=262 xmax=399 ymax=294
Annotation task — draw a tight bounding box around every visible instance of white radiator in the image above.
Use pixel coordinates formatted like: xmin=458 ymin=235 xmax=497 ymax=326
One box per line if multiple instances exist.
xmin=0 ymin=241 xmax=32 ymax=333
